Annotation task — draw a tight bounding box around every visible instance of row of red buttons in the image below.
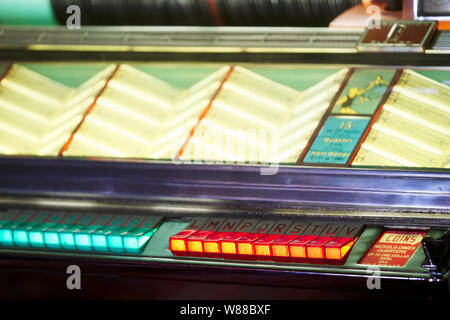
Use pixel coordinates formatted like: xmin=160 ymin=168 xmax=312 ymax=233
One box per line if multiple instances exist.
xmin=169 ymin=218 xmax=363 ymax=264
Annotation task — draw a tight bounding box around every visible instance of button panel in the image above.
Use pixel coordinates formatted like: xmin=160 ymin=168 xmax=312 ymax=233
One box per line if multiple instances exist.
xmin=169 ymin=219 xmax=364 ymax=264
xmin=0 ymin=209 xmax=161 ymax=253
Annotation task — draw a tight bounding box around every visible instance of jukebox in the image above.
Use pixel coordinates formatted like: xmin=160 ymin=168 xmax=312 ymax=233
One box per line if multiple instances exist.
xmin=0 ymin=0 xmax=449 ymax=300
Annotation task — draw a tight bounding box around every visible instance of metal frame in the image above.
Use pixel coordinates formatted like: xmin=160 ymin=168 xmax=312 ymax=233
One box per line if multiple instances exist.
xmin=0 ymin=25 xmax=449 ymax=54
xmin=0 ymin=157 xmax=448 ymax=215
xmin=0 ymin=26 xmax=362 ymax=53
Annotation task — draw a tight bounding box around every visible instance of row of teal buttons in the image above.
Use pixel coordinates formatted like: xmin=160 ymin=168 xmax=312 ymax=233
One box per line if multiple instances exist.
xmin=0 ymin=211 xmax=159 ymax=253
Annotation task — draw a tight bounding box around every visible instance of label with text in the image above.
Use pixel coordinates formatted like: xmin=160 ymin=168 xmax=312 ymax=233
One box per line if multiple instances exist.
xmin=359 ymin=230 xmax=427 ymax=267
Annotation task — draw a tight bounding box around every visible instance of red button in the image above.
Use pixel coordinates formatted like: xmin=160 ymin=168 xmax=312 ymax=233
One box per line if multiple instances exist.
xmin=324 ymin=237 xmax=355 ymax=264
xmin=254 ymin=234 xmax=283 ymax=261
xmin=288 ymin=235 xmax=317 ymax=263
xmin=220 ymin=232 xmax=248 ymax=259
xmin=169 ymin=229 xmax=198 ymax=256
xmin=186 ymin=230 xmax=216 ymax=256
xmin=270 ymin=235 xmax=299 ymax=262
xmin=236 ymin=233 xmax=265 ymax=260
xmin=305 ymin=236 xmax=334 ymax=260
xmin=203 ymin=231 xmax=228 ymax=258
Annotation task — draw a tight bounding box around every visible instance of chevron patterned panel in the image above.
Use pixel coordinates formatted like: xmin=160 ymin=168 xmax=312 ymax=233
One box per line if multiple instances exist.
xmin=179 ymin=67 xmax=348 ymax=164
xmin=0 ymin=63 xmax=357 ymax=164
xmin=63 ymin=64 xmax=346 ymax=163
xmin=63 ymin=64 xmax=228 ymax=159
xmin=0 ymin=64 xmax=116 ymax=156
xmin=352 ymin=70 xmax=450 ymax=168
xmin=3 ymin=63 xmax=447 ymax=168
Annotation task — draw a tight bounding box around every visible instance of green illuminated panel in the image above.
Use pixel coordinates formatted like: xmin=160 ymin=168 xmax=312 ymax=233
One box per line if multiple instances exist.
xmin=0 ymin=210 xmax=161 ymax=254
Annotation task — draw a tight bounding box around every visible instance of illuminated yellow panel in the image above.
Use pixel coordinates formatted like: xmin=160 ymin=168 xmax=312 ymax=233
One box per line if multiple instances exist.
xmin=64 ymin=65 xmax=229 ymax=159
xmin=0 ymin=64 xmax=114 ymax=156
xmin=187 ymin=240 xmax=203 ymax=253
xmin=204 ymin=242 xmax=220 ymax=254
xmin=325 ymin=247 xmax=342 ymax=260
xmin=254 ymin=244 xmax=271 ymax=256
xmin=325 ymin=239 xmax=355 ymax=260
xmin=0 ymin=63 xmax=347 ymax=164
xmin=289 ymin=245 xmax=306 ymax=258
xmin=221 ymin=242 xmax=237 ymax=254
xmin=340 ymin=242 xmax=354 ymax=257
xmin=272 ymin=245 xmax=289 ymax=257
xmin=180 ymin=67 xmax=347 ymax=164
xmin=353 ymin=69 xmax=450 ymax=169
xmin=307 ymin=247 xmax=324 ymax=259
xmin=237 ymin=243 xmax=254 ymax=255
xmin=170 ymin=239 xmax=186 ymax=252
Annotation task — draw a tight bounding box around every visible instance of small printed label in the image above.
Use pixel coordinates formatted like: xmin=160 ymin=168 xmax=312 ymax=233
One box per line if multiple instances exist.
xmin=303 ymin=116 xmax=369 ymax=164
xmin=359 ymin=230 xmax=427 ymax=267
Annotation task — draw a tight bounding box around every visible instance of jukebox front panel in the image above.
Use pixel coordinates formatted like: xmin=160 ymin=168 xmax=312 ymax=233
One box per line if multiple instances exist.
xmin=0 ymin=60 xmax=448 ymax=295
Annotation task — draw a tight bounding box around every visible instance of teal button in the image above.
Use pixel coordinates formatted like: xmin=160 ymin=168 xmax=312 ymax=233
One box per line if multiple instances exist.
xmin=28 ymin=222 xmax=52 ymax=248
xmin=12 ymin=222 xmax=40 ymax=247
xmin=0 ymin=212 xmax=160 ymax=254
xmin=29 ymin=231 xmax=45 ymax=247
xmin=91 ymin=228 xmax=116 ymax=252
xmin=0 ymin=229 xmax=13 ymax=246
xmin=123 ymin=228 xmax=156 ymax=253
xmin=44 ymin=232 xmax=60 ymax=248
xmin=42 ymin=223 xmax=68 ymax=249
xmin=12 ymin=229 xmax=29 ymax=246
xmin=75 ymin=233 xmax=93 ymax=251
xmin=92 ymin=234 xmax=108 ymax=251
xmin=60 ymin=225 xmax=83 ymax=250
xmin=107 ymin=234 xmax=124 ymax=252
xmin=60 ymin=232 xmax=76 ymax=250
xmin=2 ymin=221 xmax=26 ymax=246
xmin=73 ymin=223 xmax=107 ymax=251
xmin=102 ymin=224 xmax=131 ymax=252
xmin=123 ymin=237 xmax=139 ymax=252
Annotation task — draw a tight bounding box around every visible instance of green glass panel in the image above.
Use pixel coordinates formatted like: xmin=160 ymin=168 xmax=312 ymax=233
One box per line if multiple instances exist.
xmin=0 ymin=0 xmax=57 ymax=26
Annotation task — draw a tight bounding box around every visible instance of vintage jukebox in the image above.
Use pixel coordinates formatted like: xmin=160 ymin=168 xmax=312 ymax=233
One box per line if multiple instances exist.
xmin=0 ymin=0 xmax=449 ymax=300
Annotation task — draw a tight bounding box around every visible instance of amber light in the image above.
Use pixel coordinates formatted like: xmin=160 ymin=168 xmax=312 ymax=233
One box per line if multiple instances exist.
xmin=187 ymin=240 xmax=203 ymax=252
xmin=220 ymin=232 xmax=248 ymax=258
xmin=169 ymin=229 xmax=198 ymax=256
xmin=289 ymin=235 xmax=317 ymax=260
xmin=221 ymin=241 xmax=237 ymax=254
xmin=170 ymin=239 xmax=187 ymax=252
xmin=255 ymin=244 xmax=271 ymax=256
xmin=169 ymin=226 xmax=360 ymax=264
xmin=271 ymin=235 xmax=299 ymax=262
xmin=203 ymin=231 xmax=228 ymax=257
xmin=254 ymin=234 xmax=283 ymax=260
xmin=237 ymin=243 xmax=254 ymax=255
xmin=204 ymin=242 xmax=220 ymax=254
xmin=272 ymin=245 xmax=288 ymax=257
xmin=236 ymin=233 xmax=265 ymax=259
xmin=305 ymin=236 xmax=334 ymax=259
xmin=186 ymin=230 xmax=215 ymax=256
xmin=324 ymin=237 xmax=356 ymax=260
